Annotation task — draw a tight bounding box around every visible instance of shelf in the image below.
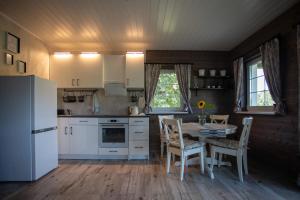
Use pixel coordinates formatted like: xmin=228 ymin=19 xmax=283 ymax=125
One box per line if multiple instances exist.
xmin=197 ymin=76 xmax=230 ymax=79
xmin=190 ymin=87 xmax=226 ymax=96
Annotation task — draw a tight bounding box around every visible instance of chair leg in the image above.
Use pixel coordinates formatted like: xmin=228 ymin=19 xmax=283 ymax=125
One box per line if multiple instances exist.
xmin=243 ymin=150 xmax=248 ymax=175
xmin=218 ymin=153 xmax=222 ymax=168
xmin=172 ymin=153 xmax=175 ymax=162
xmin=200 ymin=150 xmax=204 ymax=174
xmin=160 ymin=142 xmax=164 ymax=157
xmin=237 ymin=154 xmax=243 ymax=182
xmin=167 ymin=151 xmax=171 ymax=174
xmin=180 ymin=154 xmax=185 ymax=181
xmin=210 ymin=148 xmax=216 ymax=179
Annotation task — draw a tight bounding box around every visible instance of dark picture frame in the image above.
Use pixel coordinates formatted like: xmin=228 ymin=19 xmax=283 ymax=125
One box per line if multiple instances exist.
xmin=5 ymin=53 xmax=14 ymax=65
xmin=6 ymin=32 xmax=20 ymax=53
xmin=17 ymin=60 xmax=26 ymax=73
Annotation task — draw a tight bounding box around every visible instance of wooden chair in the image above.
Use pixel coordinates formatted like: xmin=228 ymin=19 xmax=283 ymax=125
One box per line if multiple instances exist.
xmin=163 ymin=118 xmax=205 ymax=181
xmin=210 ymin=115 xmax=229 ymax=125
xmin=158 ymin=115 xmax=174 ymax=157
xmin=208 ymin=114 xmax=230 ymax=166
xmin=208 ymin=117 xmax=253 ymax=182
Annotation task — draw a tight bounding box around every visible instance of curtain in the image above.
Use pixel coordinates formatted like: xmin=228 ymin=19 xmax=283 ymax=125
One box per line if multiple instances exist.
xmin=144 ymin=64 xmax=161 ymax=113
xmin=233 ymin=57 xmax=245 ymax=112
xmin=260 ymin=38 xmax=285 ymax=114
xmin=175 ymin=64 xmax=193 ymax=113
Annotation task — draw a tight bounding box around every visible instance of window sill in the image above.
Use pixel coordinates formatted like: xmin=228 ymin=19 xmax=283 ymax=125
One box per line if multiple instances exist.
xmin=235 ymin=111 xmax=276 ymax=115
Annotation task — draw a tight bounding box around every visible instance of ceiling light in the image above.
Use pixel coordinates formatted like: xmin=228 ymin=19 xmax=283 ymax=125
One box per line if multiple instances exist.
xmin=80 ymin=52 xmax=99 ymax=58
xmin=126 ymin=51 xmax=144 ymax=55
xmin=53 ymin=52 xmax=72 ymax=58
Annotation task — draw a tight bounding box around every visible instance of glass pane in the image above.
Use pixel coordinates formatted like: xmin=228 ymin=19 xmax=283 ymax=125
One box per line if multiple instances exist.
xmin=250 ymin=76 xmax=265 ymax=92
xmin=256 ymin=61 xmax=264 ymax=77
xmin=249 ymin=63 xmax=257 ymax=79
xmin=264 ymin=91 xmax=274 ymax=106
xmin=152 ymin=72 xmax=181 ymax=108
xmin=250 ymin=91 xmax=265 ymax=106
xmin=102 ymin=128 xmax=125 ymax=143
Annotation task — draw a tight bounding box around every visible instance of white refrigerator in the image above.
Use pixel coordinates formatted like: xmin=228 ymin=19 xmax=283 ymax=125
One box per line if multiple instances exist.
xmin=0 ymin=75 xmax=58 ymax=181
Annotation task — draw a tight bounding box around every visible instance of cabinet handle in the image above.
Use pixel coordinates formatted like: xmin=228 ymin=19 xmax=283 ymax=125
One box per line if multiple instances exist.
xmin=64 ymin=127 xmax=68 ymax=135
xmin=77 ymin=79 xmax=79 ymax=86
xmin=134 ymin=121 xmax=144 ymax=123
xmin=109 ymin=150 xmax=118 ymax=152
xmin=70 ymin=127 xmax=73 ymax=135
xmin=134 ymin=131 xmax=144 ymax=134
xmin=134 ymin=146 xmax=144 ymax=149
xmin=79 ymin=120 xmax=88 ymax=123
xmin=72 ymin=79 xmax=75 ymax=86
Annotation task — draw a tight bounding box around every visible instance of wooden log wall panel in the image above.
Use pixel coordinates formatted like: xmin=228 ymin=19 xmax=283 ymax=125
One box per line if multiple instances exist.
xmin=230 ymin=3 xmax=300 ymax=173
xmin=145 ymin=50 xmax=233 ymax=154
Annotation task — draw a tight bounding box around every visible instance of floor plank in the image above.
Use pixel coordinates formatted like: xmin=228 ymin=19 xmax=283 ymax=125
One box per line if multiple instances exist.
xmin=1 ymin=159 xmax=299 ymax=200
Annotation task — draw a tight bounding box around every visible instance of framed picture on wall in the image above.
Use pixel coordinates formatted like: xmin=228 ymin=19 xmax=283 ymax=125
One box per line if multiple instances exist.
xmin=6 ymin=32 xmax=20 ymax=53
xmin=5 ymin=53 xmax=14 ymax=65
xmin=17 ymin=60 xmax=26 ymax=73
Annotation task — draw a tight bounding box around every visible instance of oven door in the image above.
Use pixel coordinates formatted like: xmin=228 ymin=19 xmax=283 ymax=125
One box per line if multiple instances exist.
xmin=99 ymin=124 xmax=128 ymax=148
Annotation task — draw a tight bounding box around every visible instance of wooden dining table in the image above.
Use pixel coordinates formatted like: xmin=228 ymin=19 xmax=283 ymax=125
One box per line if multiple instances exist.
xmin=180 ymin=122 xmax=238 ymax=178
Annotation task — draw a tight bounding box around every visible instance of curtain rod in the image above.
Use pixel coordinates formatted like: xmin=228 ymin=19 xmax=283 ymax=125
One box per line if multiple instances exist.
xmin=233 ymin=34 xmax=280 ymax=61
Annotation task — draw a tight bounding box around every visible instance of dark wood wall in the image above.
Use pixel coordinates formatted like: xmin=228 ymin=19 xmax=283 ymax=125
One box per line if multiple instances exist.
xmin=230 ymin=3 xmax=300 ymax=172
xmin=145 ymin=50 xmax=233 ymax=154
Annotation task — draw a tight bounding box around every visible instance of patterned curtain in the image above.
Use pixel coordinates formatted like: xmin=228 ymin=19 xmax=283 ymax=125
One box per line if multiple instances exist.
xmin=144 ymin=64 xmax=161 ymax=113
xmin=260 ymin=38 xmax=285 ymax=114
xmin=175 ymin=64 xmax=193 ymax=113
xmin=233 ymin=57 xmax=245 ymax=112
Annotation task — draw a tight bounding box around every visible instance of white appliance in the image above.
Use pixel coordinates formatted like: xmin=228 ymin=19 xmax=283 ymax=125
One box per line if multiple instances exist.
xmin=0 ymin=75 xmax=58 ymax=181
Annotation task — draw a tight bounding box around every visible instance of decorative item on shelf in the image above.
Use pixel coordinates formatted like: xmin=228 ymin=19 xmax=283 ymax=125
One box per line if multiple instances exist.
xmin=197 ymin=100 xmax=215 ymax=125
xmin=220 ymin=69 xmax=227 ymax=77
xmin=5 ymin=53 xmax=14 ymax=65
xmin=6 ymin=32 xmax=20 ymax=53
xmin=193 ymin=76 xmax=199 ymax=88
xmin=17 ymin=60 xmax=26 ymax=73
xmin=198 ymin=69 xmax=206 ymax=77
xmin=209 ymin=69 xmax=216 ymax=77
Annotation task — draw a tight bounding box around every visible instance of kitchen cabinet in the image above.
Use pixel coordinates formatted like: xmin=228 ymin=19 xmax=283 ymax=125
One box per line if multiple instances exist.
xmin=128 ymin=117 xmax=149 ymax=159
xmin=50 ymin=54 xmax=103 ymax=88
xmin=103 ymin=55 xmax=125 ymax=84
xmin=125 ymin=54 xmax=144 ymax=88
xmin=57 ymin=118 xmax=98 ymax=158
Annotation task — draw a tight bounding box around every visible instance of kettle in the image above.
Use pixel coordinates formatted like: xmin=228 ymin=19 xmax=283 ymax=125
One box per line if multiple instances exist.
xmin=129 ymin=106 xmax=139 ymax=116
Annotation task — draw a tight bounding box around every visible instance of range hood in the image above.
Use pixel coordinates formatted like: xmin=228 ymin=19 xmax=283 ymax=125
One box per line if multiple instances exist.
xmin=104 ymin=82 xmax=127 ymax=96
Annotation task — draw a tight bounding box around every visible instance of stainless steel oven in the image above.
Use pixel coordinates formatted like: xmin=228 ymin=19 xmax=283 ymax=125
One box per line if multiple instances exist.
xmin=98 ymin=118 xmax=128 ymax=148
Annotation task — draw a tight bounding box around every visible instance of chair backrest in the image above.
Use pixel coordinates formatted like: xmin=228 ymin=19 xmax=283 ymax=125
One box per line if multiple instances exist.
xmin=163 ymin=118 xmax=184 ymax=149
xmin=239 ymin=117 xmax=253 ymax=149
xmin=210 ymin=115 xmax=229 ymax=125
xmin=158 ymin=115 xmax=174 ymax=135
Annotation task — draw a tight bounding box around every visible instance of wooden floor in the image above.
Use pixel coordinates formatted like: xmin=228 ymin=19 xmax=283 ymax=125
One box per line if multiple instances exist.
xmin=1 ymin=158 xmax=300 ymax=200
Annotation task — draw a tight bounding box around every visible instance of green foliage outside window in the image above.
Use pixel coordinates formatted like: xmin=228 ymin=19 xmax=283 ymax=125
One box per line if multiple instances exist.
xmin=151 ymin=72 xmax=181 ymax=108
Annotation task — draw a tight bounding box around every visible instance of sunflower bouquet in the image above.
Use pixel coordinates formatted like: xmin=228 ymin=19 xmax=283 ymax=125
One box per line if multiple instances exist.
xmin=197 ymin=100 xmax=215 ymax=125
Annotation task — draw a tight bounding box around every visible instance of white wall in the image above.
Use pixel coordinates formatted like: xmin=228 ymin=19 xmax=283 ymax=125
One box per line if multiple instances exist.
xmin=0 ymin=14 xmax=49 ymax=79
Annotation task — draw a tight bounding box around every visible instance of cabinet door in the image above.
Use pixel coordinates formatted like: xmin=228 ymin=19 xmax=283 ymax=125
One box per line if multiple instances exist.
xmin=69 ymin=125 xmax=98 ymax=155
xmin=125 ymin=54 xmax=144 ymax=88
xmin=57 ymin=118 xmax=70 ymax=154
xmin=50 ymin=55 xmax=75 ymax=88
xmin=103 ymin=55 xmax=125 ymax=83
xmin=75 ymin=54 xmax=103 ymax=88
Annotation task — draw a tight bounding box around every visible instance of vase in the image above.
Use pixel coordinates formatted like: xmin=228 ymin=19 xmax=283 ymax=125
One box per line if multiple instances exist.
xmin=198 ymin=115 xmax=206 ymax=125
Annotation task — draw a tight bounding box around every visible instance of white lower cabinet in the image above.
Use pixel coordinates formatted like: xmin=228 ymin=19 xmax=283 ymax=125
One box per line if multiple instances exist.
xmin=58 ymin=118 xmax=98 ymax=159
xmin=128 ymin=117 xmax=149 ymax=159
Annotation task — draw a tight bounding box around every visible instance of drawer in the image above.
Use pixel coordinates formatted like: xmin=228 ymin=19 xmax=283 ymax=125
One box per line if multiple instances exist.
xmin=129 ymin=140 xmax=149 ymax=155
xmin=98 ymin=148 xmax=128 ymax=156
xmin=69 ymin=118 xmax=98 ymax=125
xmin=129 ymin=118 xmax=149 ymax=126
xmin=129 ymin=126 xmax=149 ymax=140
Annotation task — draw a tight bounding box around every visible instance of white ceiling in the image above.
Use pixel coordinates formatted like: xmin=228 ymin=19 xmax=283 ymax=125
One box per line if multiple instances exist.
xmin=0 ymin=0 xmax=298 ymax=52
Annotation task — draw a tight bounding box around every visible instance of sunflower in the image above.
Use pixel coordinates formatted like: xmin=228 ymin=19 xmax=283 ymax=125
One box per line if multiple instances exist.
xmin=197 ymin=100 xmax=206 ymax=109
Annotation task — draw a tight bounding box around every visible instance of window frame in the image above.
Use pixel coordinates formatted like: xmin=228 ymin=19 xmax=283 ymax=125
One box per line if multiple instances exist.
xmin=246 ymin=56 xmax=274 ymax=112
xmin=150 ymin=68 xmax=184 ymax=113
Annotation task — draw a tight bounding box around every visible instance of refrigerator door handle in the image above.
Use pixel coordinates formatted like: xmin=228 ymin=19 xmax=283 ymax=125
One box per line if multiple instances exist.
xmin=70 ymin=126 xmax=73 ymax=135
xmin=64 ymin=127 xmax=68 ymax=135
xmin=32 ymin=127 xmax=57 ymax=134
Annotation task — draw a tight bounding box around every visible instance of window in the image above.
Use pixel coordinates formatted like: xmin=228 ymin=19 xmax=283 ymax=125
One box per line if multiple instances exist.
xmin=247 ymin=57 xmax=274 ymax=111
xmin=151 ymin=69 xmax=182 ymax=112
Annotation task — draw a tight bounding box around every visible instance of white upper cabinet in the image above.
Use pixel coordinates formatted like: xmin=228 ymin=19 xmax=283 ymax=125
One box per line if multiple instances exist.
xmin=103 ymin=55 xmax=125 ymax=84
xmin=125 ymin=54 xmax=144 ymax=88
xmin=50 ymin=53 xmax=103 ymax=88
